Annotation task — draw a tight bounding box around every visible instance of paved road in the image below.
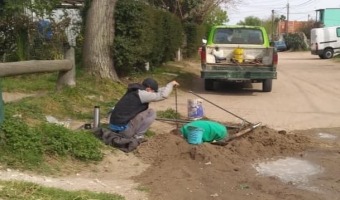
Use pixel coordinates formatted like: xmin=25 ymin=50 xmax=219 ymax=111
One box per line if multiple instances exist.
xmin=153 ymin=52 xmax=340 ymax=131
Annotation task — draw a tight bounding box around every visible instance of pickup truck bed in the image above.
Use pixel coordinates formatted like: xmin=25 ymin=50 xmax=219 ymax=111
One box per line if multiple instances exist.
xmin=201 ymin=25 xmax=278 ymax=92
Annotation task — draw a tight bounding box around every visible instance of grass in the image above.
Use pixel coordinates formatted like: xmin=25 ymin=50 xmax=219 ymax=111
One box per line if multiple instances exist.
xmin=0 ymin=180 xmax=124 ymax=200
xmin=334 ymin=54 xmax=340 ymax=61
xmin=157 ymin=108 xmax=181 ymax=119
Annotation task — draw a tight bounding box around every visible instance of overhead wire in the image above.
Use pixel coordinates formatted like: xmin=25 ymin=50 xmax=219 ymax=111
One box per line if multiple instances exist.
xmin=227 ymin=0 xmax=336 ymax=24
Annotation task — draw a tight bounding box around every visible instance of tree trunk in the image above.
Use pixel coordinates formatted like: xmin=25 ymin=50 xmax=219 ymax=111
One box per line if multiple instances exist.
xmin=82 ymin=0 xmax=119 ymax=80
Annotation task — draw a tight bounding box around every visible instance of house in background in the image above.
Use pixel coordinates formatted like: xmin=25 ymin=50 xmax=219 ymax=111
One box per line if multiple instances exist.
xmin=315 ymin=8 xmax=340 ymax=27
xmin=277 ymin=20 xmax=307 ymax=34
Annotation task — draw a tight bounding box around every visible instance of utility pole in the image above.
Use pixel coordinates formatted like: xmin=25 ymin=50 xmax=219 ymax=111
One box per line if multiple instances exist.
xmin=271 ymin=10 xmax=275 ymax=41
xmin=286 ymin=2 xmax=290 ymax=34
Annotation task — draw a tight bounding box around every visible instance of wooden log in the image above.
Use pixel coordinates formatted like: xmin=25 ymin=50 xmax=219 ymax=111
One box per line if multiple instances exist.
xmin=0 ymin=60 xmax=72 ymax=77
xmin=0 ymin=47 xmax=76 ymax=90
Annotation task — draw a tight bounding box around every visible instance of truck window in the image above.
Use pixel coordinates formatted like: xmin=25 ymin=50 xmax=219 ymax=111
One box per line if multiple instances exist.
xmin=337 ymin=28 xmax=340 ymax=37
xmin=213 ymin=28 xmax=234 ymax=44
xmin=213 ymin=28 xmax=263 ymax=44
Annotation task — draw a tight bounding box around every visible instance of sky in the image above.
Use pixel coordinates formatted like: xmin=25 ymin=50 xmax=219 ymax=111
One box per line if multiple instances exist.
xmin=225 ymin=0 xmax=340 ymax=25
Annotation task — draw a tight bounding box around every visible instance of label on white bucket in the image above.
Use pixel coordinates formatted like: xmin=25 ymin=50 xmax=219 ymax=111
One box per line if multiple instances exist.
xmin=187 ymin=99 xmax=204 ymax=120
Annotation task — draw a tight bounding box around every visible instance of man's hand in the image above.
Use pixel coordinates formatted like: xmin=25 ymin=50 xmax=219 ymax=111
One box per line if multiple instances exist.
xmin=172 ymin=80 xmax=180 ymax=87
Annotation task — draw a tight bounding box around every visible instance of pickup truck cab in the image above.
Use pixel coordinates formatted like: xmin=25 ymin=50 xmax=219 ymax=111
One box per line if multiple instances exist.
xmin=200 ymin=25 xmax=278 ymax=92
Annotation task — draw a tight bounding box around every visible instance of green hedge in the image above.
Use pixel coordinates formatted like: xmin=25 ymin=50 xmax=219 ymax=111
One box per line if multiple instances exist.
xmin=284 ymin=33 xmax=308 ymax=51
xmin=184 ymin=22 xmax=206 ymax=58
xmin=114 ymin=0 xmax=183 ymax=75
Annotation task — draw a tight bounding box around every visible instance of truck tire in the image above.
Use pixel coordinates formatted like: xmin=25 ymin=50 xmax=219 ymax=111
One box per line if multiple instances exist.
xmin=205 ymin=79 xmax=214 ymax=91
xmin=323 ymin=48 xmax=334 ymax=59
xmin=262 ymin=79 xmax=272 ymax=92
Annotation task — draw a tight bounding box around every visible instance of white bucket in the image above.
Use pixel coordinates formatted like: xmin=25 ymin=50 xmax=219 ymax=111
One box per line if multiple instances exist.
xmin=187 ymin=99 xmax=204 ymax=120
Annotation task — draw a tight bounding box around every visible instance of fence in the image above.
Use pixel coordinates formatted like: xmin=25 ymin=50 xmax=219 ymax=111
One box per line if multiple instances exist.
xmin=0 ymin=47 xmax=76 ymax=125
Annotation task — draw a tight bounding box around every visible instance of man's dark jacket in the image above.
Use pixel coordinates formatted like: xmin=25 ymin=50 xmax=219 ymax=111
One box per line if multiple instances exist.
xmin=109 ymin=83 xmax=148 ymax=125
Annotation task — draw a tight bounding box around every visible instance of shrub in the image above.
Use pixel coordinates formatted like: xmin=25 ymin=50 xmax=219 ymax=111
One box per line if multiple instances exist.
xmin=183 ymin=22 xmax=206 ymax=58
xmin=114 ymin=0 xmax=183 ymax=75
xmin=284 ymin=32 xmax=308 ymax=51
xmin=0 ymin=116 xmax=103 ymax=169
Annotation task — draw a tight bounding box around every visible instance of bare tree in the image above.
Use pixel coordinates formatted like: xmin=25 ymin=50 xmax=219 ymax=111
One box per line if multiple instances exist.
xmin=82 ymin=0 xmax=119 ymax=80
xmin=146 ymin=0 xmax=239 ymax=24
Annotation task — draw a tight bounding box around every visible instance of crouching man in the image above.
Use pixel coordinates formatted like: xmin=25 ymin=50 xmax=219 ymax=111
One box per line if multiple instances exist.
xmin=94 ymin=78 xmax=179 ymax=152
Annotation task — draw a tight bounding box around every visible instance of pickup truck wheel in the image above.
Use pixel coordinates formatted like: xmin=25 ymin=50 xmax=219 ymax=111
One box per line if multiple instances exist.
xmin=205 ymin=79 xmax=214 ymax=91
xmin=323 ymin=48 xmax=334 ymax=59
xmin=262 ymin=79 xmax=272 ymax=92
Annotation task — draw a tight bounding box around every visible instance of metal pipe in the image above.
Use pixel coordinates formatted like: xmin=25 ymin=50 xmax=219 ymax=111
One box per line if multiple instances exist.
xmin=156 ymin=117 xmax=240 ymax=129
xmin=93 ymin=106 xmax=100 ymax=128
xmin=175 ymin=86 xmax=179 ymax=129
xmin=156 ymin=117 xmax=190 ymax=124
xmin=188 ymin=91 xmax=253 ymax=125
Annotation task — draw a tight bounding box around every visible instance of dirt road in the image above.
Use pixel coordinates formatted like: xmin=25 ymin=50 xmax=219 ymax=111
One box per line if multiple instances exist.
xmin=152 ymin=51 xmax=340 ymax=131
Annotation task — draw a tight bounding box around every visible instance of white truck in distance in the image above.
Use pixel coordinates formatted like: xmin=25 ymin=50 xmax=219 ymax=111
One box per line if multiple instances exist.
xmin=311 ymin=26 xmax=340 ymax=59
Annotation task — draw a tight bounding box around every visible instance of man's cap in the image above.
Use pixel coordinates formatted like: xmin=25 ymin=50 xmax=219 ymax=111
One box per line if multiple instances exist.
xmin=142 ymin=78 xmax=158 ymax=92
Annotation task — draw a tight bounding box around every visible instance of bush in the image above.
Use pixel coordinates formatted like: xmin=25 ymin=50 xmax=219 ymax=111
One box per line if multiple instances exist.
xmin=183 ymin=23 xmax=206 ymax=58
xmin=114 ymin=0 xmax=183 ymax=75
xmin=284 ymin=32 xmax=308 ymax=51
xmin=0 ymin=116 xmax=103 ymax=169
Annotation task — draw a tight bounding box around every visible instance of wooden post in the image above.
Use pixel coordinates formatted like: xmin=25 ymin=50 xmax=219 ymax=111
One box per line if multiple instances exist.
xmin=56 ymin=47 xmax=76 ymax=90
xmin=176 ymin=48 xmax=182 ymax=61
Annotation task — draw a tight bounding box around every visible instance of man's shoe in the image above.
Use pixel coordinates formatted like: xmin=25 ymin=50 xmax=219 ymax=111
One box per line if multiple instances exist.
xmin=92 ymin=128 xmax=103 ymax=138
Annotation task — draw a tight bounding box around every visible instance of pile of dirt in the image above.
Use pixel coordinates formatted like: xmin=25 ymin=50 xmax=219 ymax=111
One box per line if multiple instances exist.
xmin=134 ymin=126 xmax=312 ymax=200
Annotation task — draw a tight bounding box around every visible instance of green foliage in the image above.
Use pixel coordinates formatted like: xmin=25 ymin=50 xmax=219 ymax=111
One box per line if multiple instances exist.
xmin=184 ymin=22 xmax=206 ymax=58
xmin=0 ymin=116 xmax=44 ymax=168
xmin=144 ymin=129 xmax=156 ymax=138
xmin=36 ymin=123 xmax=103 ymax=161
xmin=0 ymin=0 xmax=71 ymax=62
xmin=0 ymin=114 xmax=103 ymax=170
xmin=237 ymin=16 xmax=262 ymax=26
xmin=157 ymin=108 xmax=181 ymax=119
xmin=202 ymin=6 xmax=228 ymax=38
xmin=114 ymin=0 xmax=154 ymax=75
xmin=161 ymin=11 xmax=184 ymax=62
xmin=0 ymin=15 xmax=33 ymax=61
xmin=284 ymin=32 xmax=308 ymax=51
xmin=0 ymin=180 xmax=124 ymax=200
xmin=113 ymin=0 xmax=183 ymax=75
